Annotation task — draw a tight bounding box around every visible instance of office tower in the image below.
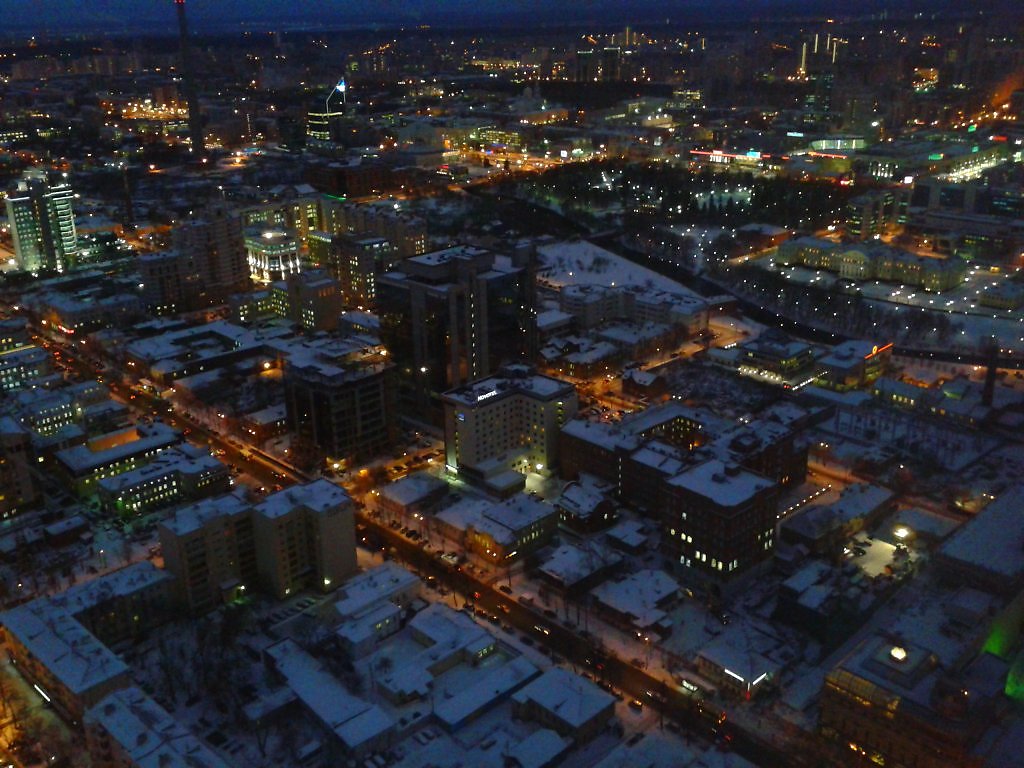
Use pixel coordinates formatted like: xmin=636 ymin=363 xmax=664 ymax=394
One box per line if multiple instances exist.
xmin=601 ymin=46 xmax=622 ymax=81
xmin=575 ymin=48 xmax=596 ymax=82
xmin=5 ymin=169 xmax=78 ymax=273
xmin=246 ymin=227 xmax=301 ymax=284
xmin=169 ymin=206 xmax=250 ymax=305
xmin=174 ymin=0 xmax=205 ymax=156
xmin=377 ymin=245 xmax=535 ymax=425
xmin=307 ymin=78 xmax=347 ymax=146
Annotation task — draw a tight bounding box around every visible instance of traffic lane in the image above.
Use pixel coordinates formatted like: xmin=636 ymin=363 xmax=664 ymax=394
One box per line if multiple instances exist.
xmin=355 ymin=511 xmax=801 ymax=768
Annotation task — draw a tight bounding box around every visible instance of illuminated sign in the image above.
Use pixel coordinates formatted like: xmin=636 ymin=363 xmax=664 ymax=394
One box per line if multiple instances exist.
xmin=476 ymin=390 xmax=499 ymax=402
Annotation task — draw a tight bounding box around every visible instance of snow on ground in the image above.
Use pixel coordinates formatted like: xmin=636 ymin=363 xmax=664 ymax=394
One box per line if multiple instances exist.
xmin=537 ymin=239 xmax=701 ymax=298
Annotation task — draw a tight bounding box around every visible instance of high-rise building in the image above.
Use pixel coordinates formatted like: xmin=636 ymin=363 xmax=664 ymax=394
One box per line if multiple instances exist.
xmin=159 ymin=480 xmax=357 ymax=610
xmin=307 ymin=78 xmax=347 ymax=146
xmin=377 ymin=245 xmax=536 ymax=425
xmin=168 ymin=206 xmax=250 ymax=306
xmin=6 ymin=169 xmax=78 ymax=273
xmin=333 ymin=234 xmax=398 ymax=306
xmin=283 ymin=339 xmax=397 ymax=467
xmin=245 ymin=227 xmax=301 ymax=284
xmin=442 ymin=365 xmax=577 ymax=493
xmin=321 ymin=201 xmax=428 ymax=260
xmin=174 ymin=0 xmax=205 ymax=156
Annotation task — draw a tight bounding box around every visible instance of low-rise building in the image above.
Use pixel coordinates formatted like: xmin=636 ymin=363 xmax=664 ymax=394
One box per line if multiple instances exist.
xmin=511 ymin=668 xmax=616 ymax=743
xmin=435 ymin=493 xmax=557 ymax=563
xmin=96 ymin=444 xmax=229 ymax=517
xmin=53 ymin=422 xmax=182 ymax=496
xmin=263 ymin=638 xmax=395 ymax=758
xmin=0 ymin=563 xmax=172 ymax=722
xmin=85 ymin=686 xmax=230 ymax=768
xmin=590 ymin=569 xmax=679 ymax=637
xmin=815 ymin=341 xmax=893 ymax=391
xmin=324 ymin=562 xmax=421 ymax=658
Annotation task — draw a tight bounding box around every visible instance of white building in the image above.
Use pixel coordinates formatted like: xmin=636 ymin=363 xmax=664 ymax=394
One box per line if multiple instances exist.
xmin=442 ymin=365 xmax=577 ymax=493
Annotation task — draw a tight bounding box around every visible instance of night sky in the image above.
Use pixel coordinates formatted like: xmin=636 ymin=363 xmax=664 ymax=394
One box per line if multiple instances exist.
xmin=4 ymin=0 xmax=1007 ymax=34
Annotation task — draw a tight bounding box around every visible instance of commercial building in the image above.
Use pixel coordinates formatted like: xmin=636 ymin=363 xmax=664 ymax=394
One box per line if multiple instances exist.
xmin=435 ymin=494 xmax=557 ymax=563
xmin=442 ymin=365 xmax=577 ymax=494
xmin=53 ymin=422 xmax=183 ymax=497
xmin=845 ymin=189 xmax=898 ymax=240
xmin=96 ymin=444 xmax=229 ymax=517
xmin=246 ymin=227 xmax=301 ymax=284
xmin=5 ymin=168 xmax=77 ymax=273
xmin=815 ymin=341 xmax=893 ymax=391
xmin=377 ymin=245 xmax=536 ymax=424
xmin=282 ymin=337 xmax=397 ymax=467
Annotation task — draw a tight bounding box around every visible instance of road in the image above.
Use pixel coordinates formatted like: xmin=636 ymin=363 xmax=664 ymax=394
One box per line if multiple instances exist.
xmin=358 ymin=512 xmax=816 ymax=768
xmin=26 ymin=318 xmax=832 ymax=767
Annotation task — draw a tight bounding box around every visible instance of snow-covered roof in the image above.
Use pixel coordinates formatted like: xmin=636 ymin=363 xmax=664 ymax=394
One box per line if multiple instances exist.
xmin=591 ymin=570 xmax=678 ymax=629
xmin=511 ymin=668 xmax=615 ymax=730
xmin=86 ymin=687 xmax=230 ymax=768
xmin=265 ymin=639 xmax=394 ymax=751
xmin=668 ymin=459 xmax=773 ymax=508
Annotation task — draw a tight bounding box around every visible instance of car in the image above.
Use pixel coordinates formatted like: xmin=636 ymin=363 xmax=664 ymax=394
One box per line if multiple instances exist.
xmin=628 ymin=699 xmax=644 ymax=712
xmin=499 ymin=585 xmax=513 ymax=595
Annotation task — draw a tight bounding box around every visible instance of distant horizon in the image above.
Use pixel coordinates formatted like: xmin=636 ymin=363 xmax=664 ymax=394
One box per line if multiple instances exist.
xmin=3 ymin=0 xmax=1020 ymax=37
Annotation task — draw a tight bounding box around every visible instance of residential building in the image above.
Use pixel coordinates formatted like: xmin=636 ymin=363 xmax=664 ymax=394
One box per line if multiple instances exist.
xmin=511 ymin=668 xmax=616 ymax=743
xmin=0 ymin=418 xmax=39 ymax=517
xmin=252 ymin=480 xmax=357 ymax=599
xmin=169 ymin=206 xmax=250 ymax=307
xmin=85 ymin=687 xmax=230 ymax=768
xmin=159 ymin=493 xmax=257 ymax=614
xmin=282 ymin=338 xmax=397 ymax=467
